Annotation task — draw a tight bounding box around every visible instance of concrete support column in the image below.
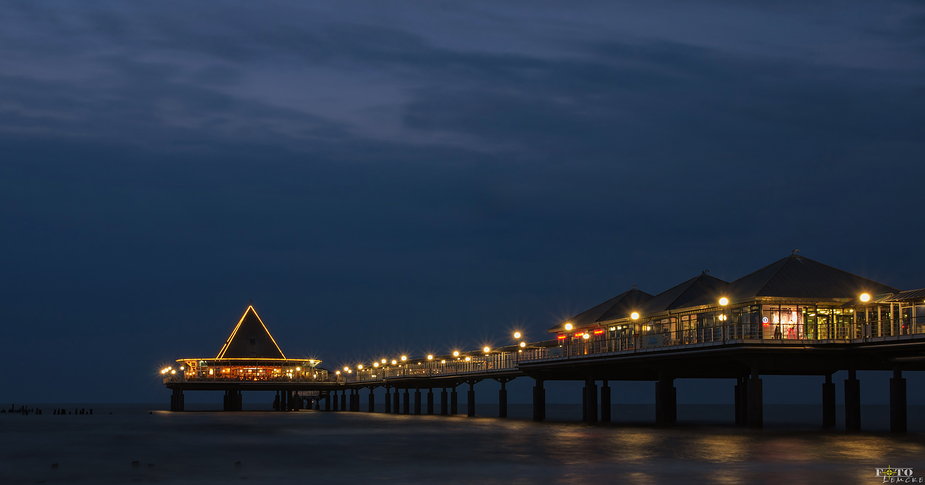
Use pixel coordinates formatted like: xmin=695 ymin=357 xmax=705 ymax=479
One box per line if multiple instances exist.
xmin=236 ymin=391 xmax=243 ymax=411
xmin=822 ymin=374 xmax=836 ymax=429
xmin=747 ymin=369 xmax=763 ymax=429
xmin=440 ymin=388 xmax=448 ymax=415
xmin=384 ymin=388 xmax=391 ymax=413
xmin=427 ymin=389 xmax=434 ymax=415
xmin=584 ymin=380 xmax=598 ymax=423
xmin=845 ymin=369 xmax=861 ymax=432
xmin=467 ymin=381 xmax=476 ymax=417
xmin=368 ymin=388 xmax=376 ymax=413
xmin=498 ymin=381 xmax=508 ymax=418
xmin=393 ymin=390 xmax=400 ymax=414
xmin=325 ymin=393 xmax=331 ymax=411
xmin=414 ymin=389 xmax=422 ymax=415
xmin=403 ymin=389 xmax=410 ymax=415
xmin=734 ymin=378 xmax=742 ymax=425
xmin=736 ymin=376 xmax=748 ymax=426
xmin=890 ymin=369 xmax=907 ymax=433
xmin=273 ymin=391 xmax=280 ymax=412
xmin=340 ymin=390 xmax=347 ymax=412
xmin=533 ymin=379 xmax=545 ymax=422
xmin=353 ymin=390 xmax=360 ymax=412
xmin=451 ymin=387 xmax=458 ymax=415
xmin=170 ymin=389 xmax=184 ymax=412
xmin=655 ymin=374 xmax=675 ymax=425
xmin=600 ymin=380 xmax=611 ymax=423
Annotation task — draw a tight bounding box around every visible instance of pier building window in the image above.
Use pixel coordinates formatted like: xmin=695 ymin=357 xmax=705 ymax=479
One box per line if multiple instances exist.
xmin=761 ymin=305 xmax=804 ymax=339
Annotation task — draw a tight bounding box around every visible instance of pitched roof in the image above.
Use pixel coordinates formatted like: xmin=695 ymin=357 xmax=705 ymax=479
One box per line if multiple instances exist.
xmin=726 ymin=255 xmax=899 ymax=302
xmin=216 ymin=306 xmax=286 ymax=359
xmin=634 ymin=272 xmax=729 ymax=316
xmin=549 ymin=288 xmax=653 ymax=332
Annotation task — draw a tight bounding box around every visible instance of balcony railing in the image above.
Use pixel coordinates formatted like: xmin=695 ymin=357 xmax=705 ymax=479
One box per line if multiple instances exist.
xmin=341 ymin=316 xmax=925 ymax=383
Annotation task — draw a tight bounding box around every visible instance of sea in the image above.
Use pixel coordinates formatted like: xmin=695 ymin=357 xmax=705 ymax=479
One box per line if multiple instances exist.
xmin=2 ymin=403 xmax=924 ymax=484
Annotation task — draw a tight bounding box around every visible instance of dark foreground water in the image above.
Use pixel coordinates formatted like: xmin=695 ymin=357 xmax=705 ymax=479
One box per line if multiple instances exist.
xmin=2 ymin=404 xmax=924 ymax=484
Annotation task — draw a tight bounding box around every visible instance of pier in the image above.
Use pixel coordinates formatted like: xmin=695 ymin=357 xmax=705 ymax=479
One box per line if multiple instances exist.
xmin=163 ymin=254 xmax=925 ymax=432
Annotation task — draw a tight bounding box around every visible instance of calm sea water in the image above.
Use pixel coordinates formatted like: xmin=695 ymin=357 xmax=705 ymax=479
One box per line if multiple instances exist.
xmin=2 ymin=403 xmax=923 ymax=484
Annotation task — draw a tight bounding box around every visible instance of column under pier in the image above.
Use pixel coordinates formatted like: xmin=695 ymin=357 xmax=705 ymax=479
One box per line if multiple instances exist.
xmin=890 ymin=369 xmax=906 ymax=433
xmin=533 ymin=379 xmax=545 ymax=422
xmin=845 ymin=369 xmax=861 ymax=432
xmin=822 ymin=374 xmax=835 ymax=429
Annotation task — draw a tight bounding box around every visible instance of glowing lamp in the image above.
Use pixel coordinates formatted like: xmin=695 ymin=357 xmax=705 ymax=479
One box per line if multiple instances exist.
xmin=427 ymin=355 xmax=433 ymax=360
xmin=381 ymin=359 xmax=387 ymax=364
xmin=719 ymin=297 xmax=729 ymax=306
xmin=565 ymin=323 xmax=573 ymax=330
xmin=296 ymin=367 xmax=301 ymax=371
xmin=557 ymin=335 xmax=567 ymax=340
xmin=520 ymin=342 xmax=526 ymax=347
xmin=631 ymin=312 xmax=639 ymax=320
xmin=483 ymin=347 xmax=490 ymax=353
xmin=582 ymin=333 xmax=590 ymax=339
xmin=401 ymin=355 xmax=407 ymax=361
xmin=344 ymin=366 xmax=349 ymax=371
xmin=453 ymin=351 xmax=460 ymax=357
xmin=513 ymin=332 xmax=521 ymax=339
xmin=391 ymin=360 xmax=397 ymax=365
xmin=593 ymin=329 xmax=604 ymax=335
xmin=441 ymin=360 xmax=446 ymax=363
xmin=374 ymin=362 xmax=379 ymax=368
xmin=465 ymin=357 xmax=471 ymax=362
xmin=357 ymin=365 xmax=363 ymax=370
xmin=336 ymin=371 xmax=341 ymax=375
xmin=860 ymin=293 xmax=870 ymax=302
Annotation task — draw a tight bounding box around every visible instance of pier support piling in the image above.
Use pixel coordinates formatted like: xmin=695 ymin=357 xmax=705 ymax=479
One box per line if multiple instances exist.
xmin=414 ymin=389 xmax=422 ymax=415
xmin=496 ymin=378 xmax=512 ymax=418
xmin=440 ymin=388 xmax=448 ymax=415
xmin=467 ymin=381 xmax=476 ymax=417
xmin=384 ymin=387 xmax=392 ymax=413
xmin=822 ymin=374 xmax=836 ymax=429
xmin=890 ymin=369 xmax=906 ymax=433
xmin=451 ymin=387 xmax=458 ymax=415
xmin=845 ymin=369 xmax=861 ymax=432
xmin=584 ymin=379 xmax=598 ymax=423
xmin=325 ymin=393 xmax=331 ymax=411
xmin=747 ymin=369 xmax=762 ymax=428
xmin=427 ymin=389 xmax=434 ymax=415
xmin=368 ymin=388 xmax=375 ymax=413
xmin=601 ymin=380 xmax=611 ymax=423
xmin=393 ymin=389 xmax=400 ymax=414
xmin=403 ymin=389 xmax=410 ymax=415
xmin=170 ymin=389 xmax=184 ymax=412
xmin=340 ymin=390 xmax=347 ymax=412
xmin=533 ymin=378 xmax=545 ymax=422
xmin=655 ymin=374 xmax=675 ymax=425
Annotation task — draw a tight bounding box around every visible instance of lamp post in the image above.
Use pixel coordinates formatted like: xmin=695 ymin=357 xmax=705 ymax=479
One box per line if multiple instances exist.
xmin=860 ymin=293 xmax=871 ymax=339
xmin=719 ymin=297 xmax=729 ymax=342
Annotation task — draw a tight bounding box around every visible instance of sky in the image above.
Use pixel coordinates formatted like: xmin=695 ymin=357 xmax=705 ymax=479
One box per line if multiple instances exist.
xmin=2 ymin=0 xmax=925 ymax=406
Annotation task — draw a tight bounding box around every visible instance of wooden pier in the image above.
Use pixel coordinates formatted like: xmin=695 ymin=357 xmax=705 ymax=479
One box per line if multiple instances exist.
xmin=163 ymin=255 xmax=925 ymax=432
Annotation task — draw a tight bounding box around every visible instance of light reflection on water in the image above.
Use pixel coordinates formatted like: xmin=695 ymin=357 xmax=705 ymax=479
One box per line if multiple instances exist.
xmin=0 ymin=404 xmax=923 ymax=484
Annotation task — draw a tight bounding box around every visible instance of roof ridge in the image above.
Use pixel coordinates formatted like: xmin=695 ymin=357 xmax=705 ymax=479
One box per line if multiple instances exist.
xmin=750 ymin=255 xmax=793 ymax=297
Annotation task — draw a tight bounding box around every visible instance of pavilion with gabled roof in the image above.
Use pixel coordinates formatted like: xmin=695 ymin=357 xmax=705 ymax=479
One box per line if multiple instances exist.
xmin=167 ymin=305 xmax=322 ymax=385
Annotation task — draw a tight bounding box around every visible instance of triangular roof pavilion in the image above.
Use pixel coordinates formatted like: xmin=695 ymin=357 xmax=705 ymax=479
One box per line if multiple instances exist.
xmin=726 ymin=254 xmax=899 ymax=303
xmin=549 ymin=287 xmax=653 ymax=332
xmin=216 ymin=306 xmax=286 ymax=359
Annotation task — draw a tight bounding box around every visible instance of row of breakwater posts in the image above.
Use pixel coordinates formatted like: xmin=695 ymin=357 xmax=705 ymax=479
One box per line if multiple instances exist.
xmin=1 ymin=405 xmax=94 ymax=415
xmin=162 ymin=255 xmax=925 ymax=432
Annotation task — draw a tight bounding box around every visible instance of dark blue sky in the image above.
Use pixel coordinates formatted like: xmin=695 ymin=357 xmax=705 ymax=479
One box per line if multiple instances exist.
xmin=2 ymin=1 xmax=924 ymax=405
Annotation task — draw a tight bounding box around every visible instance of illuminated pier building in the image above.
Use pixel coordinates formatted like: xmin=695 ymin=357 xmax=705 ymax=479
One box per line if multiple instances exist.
xmin=162 ymin=306 xmax=327 ymax=411
xmin=163 ymin=255 xmax=924 ymax=432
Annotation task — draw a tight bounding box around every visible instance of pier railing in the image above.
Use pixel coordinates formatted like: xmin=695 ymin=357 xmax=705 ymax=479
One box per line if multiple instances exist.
xmin=342 ymin=316 xmax=924 ymax=383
